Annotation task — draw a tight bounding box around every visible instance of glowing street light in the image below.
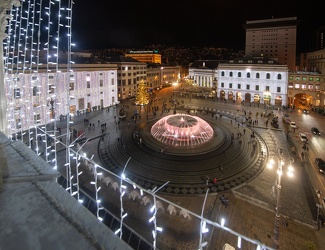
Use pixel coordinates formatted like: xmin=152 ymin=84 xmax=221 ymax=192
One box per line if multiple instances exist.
xmin=267 ymin=149 xmax=294 ymax=249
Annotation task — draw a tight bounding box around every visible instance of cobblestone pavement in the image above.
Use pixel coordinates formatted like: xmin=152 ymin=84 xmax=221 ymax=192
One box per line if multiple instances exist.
xmin=40 ymin=88 xmax=324 ymax=249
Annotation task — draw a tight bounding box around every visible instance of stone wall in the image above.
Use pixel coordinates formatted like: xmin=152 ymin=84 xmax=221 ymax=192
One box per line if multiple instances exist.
xmin=0 ymin=143 xmax=8 ymax=192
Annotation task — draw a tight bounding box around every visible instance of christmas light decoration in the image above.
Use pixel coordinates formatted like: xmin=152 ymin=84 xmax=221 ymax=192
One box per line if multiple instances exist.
xmin=1 ymin=2 xmax=274 ymax=250
xmin=135 ymin=78 xmax=149 ymax=106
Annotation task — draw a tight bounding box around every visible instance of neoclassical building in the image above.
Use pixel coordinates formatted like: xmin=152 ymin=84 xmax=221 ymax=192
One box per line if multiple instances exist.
xmin=5 ymin=63 xmax=118 ymax=134
xmin=217 ymin=58 xmax=288 ymax=106
xmin=188 ymin=58 xmax=288 ymax=106
xmin=188 ymin=60 xmax=222 ymax=88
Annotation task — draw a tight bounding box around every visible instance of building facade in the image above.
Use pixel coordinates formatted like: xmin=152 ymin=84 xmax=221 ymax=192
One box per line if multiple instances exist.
xmin=287 ymin=71 xmax=325 ymax=108
xmin=125 ymin=50 xmax=162 ymax=64
xmin=5 ymin=64 xmax=118 ymax=134
xmin=146 ymin=67 xmax=160 ymax=90
xmin=105 ymin=56 xmax=147 ymax=100
xmin=301 ymin=48 xmax=325 ymax=75
xmin=160 ymin=66 xmax=181 ymax=87
xmin=244 ymin=17 xmax=299 ymax=71
xmin=217 ymin=58 xmax=288 ymax=106
xmin=188 ymin=61 xmax=220 ymax=88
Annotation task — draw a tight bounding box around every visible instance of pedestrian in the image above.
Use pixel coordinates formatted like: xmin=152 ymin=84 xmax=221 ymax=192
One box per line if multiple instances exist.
xmin=243 ymin=128 xmax=246 ymax=135
xmin=224 ymin=198 xmax=229 ymax=208
xmin=213 ymin=177 xmax=217 ymax=185
xmin=205 ymin=175 xmax=209 ymax=186
xmin=117 ymin=137 xmax=120 ymax=142
xmin=98 ymin=120 xmax=100 ymax=126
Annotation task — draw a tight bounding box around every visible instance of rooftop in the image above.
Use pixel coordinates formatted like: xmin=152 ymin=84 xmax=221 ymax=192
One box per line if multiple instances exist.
xmin=0 ymin=132 xmax=132 ymax=250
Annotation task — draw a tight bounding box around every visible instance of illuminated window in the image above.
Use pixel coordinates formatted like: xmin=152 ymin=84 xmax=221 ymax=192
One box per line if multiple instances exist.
xmin=33 ymin=86 xmax=39 ymax=96
xmin=69 ymin=82 xmax=74 ymax=91
xmin=49 ymin=85 xmax=54 ymax=94
xmin=14 ymin=88 xmax=21 ymax=99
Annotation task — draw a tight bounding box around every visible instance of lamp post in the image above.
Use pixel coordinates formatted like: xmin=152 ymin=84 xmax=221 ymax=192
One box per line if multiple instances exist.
xmin=267 ymin=149 xmax=294 ymax=249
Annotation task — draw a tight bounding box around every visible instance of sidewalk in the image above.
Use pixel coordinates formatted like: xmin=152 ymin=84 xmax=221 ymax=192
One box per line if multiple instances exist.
xmin=37 ymin=92 xmax=324 ymax=250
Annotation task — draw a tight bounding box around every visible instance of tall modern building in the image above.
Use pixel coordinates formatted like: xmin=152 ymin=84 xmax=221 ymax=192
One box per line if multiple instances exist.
xmin=244 ymin=17 xmax=299 ymax=71
xmin=125 ymin=50 xmax=162 ymax=64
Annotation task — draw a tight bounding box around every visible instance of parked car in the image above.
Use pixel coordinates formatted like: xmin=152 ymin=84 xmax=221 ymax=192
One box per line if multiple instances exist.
xmin=315 ymin=158 xmax=325 ymax=174
xmin=299 ymin=132 xmax=308 ymax=142
xmin=290 ymin=121 xmax=297 ymax=129
xmin=311 ymin=127 xmax=321 ymax=136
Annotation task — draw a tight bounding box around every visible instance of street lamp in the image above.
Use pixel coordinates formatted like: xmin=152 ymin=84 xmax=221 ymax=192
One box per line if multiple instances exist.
xmin=267 ymin=149 xmax=294 ymax=249
xmin=199 ymin=188 xmax=209 ymax=249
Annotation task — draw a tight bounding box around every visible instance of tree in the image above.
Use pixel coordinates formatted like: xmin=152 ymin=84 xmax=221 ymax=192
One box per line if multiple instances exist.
xmin=135 ymin=79 xmax=149 ymax=106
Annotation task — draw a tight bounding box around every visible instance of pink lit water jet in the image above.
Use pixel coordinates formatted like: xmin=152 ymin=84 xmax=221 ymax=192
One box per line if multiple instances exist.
xmin=151 ymin=114 xmax=214 ymax=147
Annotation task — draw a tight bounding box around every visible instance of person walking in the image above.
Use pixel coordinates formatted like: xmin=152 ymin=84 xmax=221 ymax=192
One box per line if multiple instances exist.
xmin=205 ymin=176 xmax=209 ymax=186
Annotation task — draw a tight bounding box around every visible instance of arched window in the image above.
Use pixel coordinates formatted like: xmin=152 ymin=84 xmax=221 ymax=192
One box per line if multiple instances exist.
xmin=266 ymin=73 xmax=270 ymax=79
xmin=238 ymin=72 xmax=241 ymax=77
xmin=277 ymin=74 xmax=282 ymax=80
xmin=229 ymin=72 xmax=233 ymax=77
xmin=256 ymin=73 xmax=260 ymax=79
xmin=247 ymin=72 xmax=251 ymax=78
xmin=221 ymin=71 xmax=225 ymax=76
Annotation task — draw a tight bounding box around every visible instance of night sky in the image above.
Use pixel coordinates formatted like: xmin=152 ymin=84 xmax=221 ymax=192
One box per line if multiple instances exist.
xmin=72 ymin=0 xmax=324 ymax=52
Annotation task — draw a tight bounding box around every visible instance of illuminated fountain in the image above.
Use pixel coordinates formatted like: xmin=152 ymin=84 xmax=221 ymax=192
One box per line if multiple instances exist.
xmin=151 ymin=114 xmax=214 ymax=147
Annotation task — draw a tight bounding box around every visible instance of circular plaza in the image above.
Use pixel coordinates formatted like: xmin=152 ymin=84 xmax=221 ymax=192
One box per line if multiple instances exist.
xmin=99 ymin=113 xmax=267 ymax=194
